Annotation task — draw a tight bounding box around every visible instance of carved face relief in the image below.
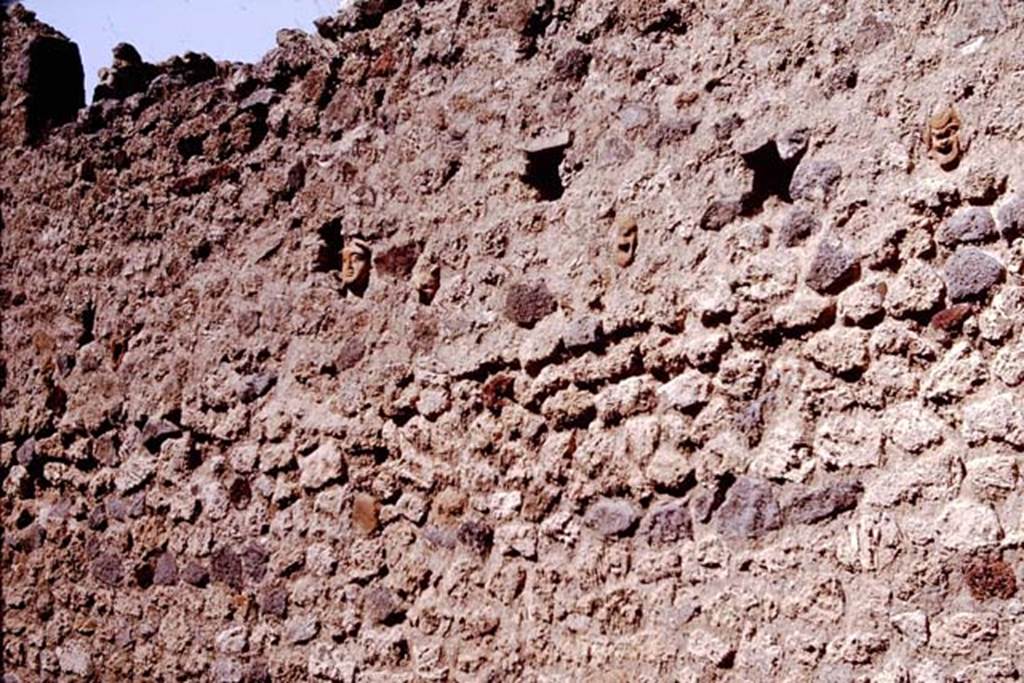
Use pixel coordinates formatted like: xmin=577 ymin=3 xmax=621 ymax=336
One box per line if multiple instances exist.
xmin=614 ymin=214 xmax=638 ymax=267
xmin=926 ymin=106 xmax=962 ymax=169
xmin=340 ymin=239 xmax=371 ymax=289
xmin=412 ymin=262 xmax=440 ymax=304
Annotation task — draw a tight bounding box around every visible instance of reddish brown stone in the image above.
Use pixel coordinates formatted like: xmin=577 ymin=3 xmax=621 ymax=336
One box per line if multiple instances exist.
xmin=964 ymin=555 xmax=1017 ymax=601
xmin=930 ymin=303 xmax=974 ymax=332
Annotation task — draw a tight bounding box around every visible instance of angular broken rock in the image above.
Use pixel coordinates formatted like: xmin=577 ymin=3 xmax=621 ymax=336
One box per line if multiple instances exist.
xmin=944 ymin=247 xmax=1004 ymax=301
xmin=584 ymin=497 xmax=639 ymax=537
xmin=805 ymin=236 xmax=859 ymax=295
xmin=789 ymin=159 xmax=842 ymax=202
xmin=778 ymin=207 xmax=820 ymax=247
xmin=645 ymin=500 xmax=694 ymax=545
xmin=715 ymin=476 xmax=782 ymax=539
xmin=152 ymin=552 xmax=178 ymax=586
xmin=298 ymin=443 xmax=345 ymax=490
xmin=787 ymin=481 xmax=863 ymax=525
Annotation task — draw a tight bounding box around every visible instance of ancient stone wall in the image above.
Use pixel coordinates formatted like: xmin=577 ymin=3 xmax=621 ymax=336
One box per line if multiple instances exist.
xmin=3 ymin=0 xmax=1024 ymax=680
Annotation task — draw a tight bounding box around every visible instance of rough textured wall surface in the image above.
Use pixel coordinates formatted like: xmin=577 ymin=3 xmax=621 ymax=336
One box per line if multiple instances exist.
xmin=3 ymin=0 xmax=1024 ymax=680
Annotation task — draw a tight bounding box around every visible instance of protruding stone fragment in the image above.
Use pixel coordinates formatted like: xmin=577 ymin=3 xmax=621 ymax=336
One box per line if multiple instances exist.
xmin=838 ymin=281 xmax=886 ymax=326
xmin=456 ymin=520 xmax=494 ymax=554
xmin=91 ymin=552 xmax=124 ymax=586
xmin=644 ymin=501 xmax=694 ymax=545
xmin=806 ymin=236 xmax=859 ymax=294
xmin=307 ymin=642 xmax=356 ymax=682
xmin=787 ymin=481 xmax=863 ymax=524
xmin=210 ymin=547 xmax=244 ymax=590
xmin=939 ymin=207 xmax=997 ymax=247
xmin=153 ymin=552 xmax=178 ymax=586
xmin=299 ymin=443 xmax=345 ymax=491
xmin=657 ymin=369 xmax=711 ymax=414
xmin=806 ymin=328 xmax=870 ymax=376
xmin=584 ymin=497 xmax=639 ymax=537
xmin=939 ymin=499 xmax=1002 ymax=551
xmin=715 ymin=476 xmax=782 ymax=539
xmin=504 ymin=281 xmax=557 ymax=327
xmin=997 ymin=196 xmax=1024 ymax=241
xmin=887 ymin=260 xmax=945 ymax=318
xmin=789 ymin=159 xmax=842 ymax=202
xmin=181 ymin=561 xmax=209 ymax=587
xmin=944 ymin=248 xmax=1004 ymax=301
xmin=778 ymin=207 xmax=820 ymax=246
xmin=700 ymin=198 xmax=742 ymax=231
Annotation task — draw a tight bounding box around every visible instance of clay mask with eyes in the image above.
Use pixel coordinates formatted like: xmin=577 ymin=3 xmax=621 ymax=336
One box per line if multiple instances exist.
xmin=614 ymin=215 xmax=638 ymax=267
xmin=341 ymin=240 xmax=371 ymax=288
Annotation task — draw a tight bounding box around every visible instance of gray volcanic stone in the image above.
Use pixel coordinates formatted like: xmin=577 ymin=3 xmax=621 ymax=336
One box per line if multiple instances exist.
xmin=584 ymin=497 xmax=640 ymax=537
xmin=997 ymin=196 xmax=1024 ymax=241
xmin=806 ymin=236 xmax=859 ymax=294
xmin=779 ymin=207 xmax=820 ymax=246
xmin=944 ymin=248 xmax=1004 ymax=301
xmin=716 ymin=477 xmax=782 ymax=539
xmin=938 ymin=207 xmax=997 ymax=247
xmin=645 ymin=501 xmax=694 ymax=545
xmin=91 ymin=552 xmax=124 ymax=586
xmin=787 ymin=481 xmax=863 ymax=524
xmin=152 ymin=552 xmax=178 ymax=586
xmin=210 ymin=547 xmax=243 ymax=590
xmin=504 ymin=281 xmax=557 ymax=327
xmin=789 ymin=159 xmax=841 ymax=202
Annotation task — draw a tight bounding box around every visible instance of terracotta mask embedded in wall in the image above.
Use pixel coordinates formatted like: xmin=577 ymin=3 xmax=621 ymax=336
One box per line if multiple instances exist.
xmin=614 ymin=214 xmax=638 ymax=267
xmin=340 ymin=239 xmax=371 ymax=291
xmin=926 ymin=105 xmax=963 ymax=170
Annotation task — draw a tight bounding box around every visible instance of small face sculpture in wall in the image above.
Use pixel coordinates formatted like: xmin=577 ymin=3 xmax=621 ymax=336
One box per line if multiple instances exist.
xmin=412 ymin=261 xmax=440 ymax=304
xmin=614 ymin=214 xmax=638 ymax=267
xmin=341 ymin=239 xmax=371 ymax=292
xmin=925 ymin=105 xmax=963 ymax=170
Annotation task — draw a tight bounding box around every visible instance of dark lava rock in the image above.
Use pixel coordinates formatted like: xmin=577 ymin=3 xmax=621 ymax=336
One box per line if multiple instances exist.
xmin=787 ymin=481 xmax=863 ymax=525
xmin=504 ymin=281 xmax=557 ymax=327
xmin=181 ymin=561 xmax=209 ymax=587
xmin=153 ymin=551 xmax=178 ymax=586
xmin=552 ymin=48 xmax=591 ymax=82
xmin=91 ymin=552 xmax=124 ymax=586
xmin=997 ymin=196 xmax=1024 ymax=241
xmin=645 ymin=501 xmax=694 ymax=545
xmin=236 ymin=373 xmax=276 ymax=404
xmin=363 ymin=586 xmax=401 ymax=625
xmin=457 ymin=520 xmax=494 ymax=554
xmin=584 ymin=497 xmax=639 ymax=538
xmin=647 ymin=116 xmax=700 ymax=148
xmin=938 ymin=207 xmax=997 ymax=247
xmin=15 ymin=438 xmax=36 ymax=467
xmin=210 ymin=547 xmax=243 ymax=590
xmin=806 ymin=236 xmax=859 ymax=294
xmin=700 ymin=198 xmax=742 ymax=231
xmin=944 ymin=247 xmax=1004 ymax=301
xmin=373 ymin=242 xmax=421 ymax=279
xmin=715 ymin=476 xmax=782 ymax=539
xmin=789 ymin=159 xmax=842 ymax=202
xmin=260 ymin=584 xmax=288 ymax=618
xmin=240 ymin=543 xmax=269 ymax=582
xmin=779 ymin=208 xmax=820 ymax=247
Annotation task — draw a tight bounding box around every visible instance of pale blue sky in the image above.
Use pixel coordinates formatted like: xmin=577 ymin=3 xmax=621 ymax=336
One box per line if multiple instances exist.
xmin=22 ymin=1 xmax=340 ymax=99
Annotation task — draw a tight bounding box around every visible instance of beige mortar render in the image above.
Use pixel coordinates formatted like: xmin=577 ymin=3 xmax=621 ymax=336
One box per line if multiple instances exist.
xmin=2 ymin=0 xmax=1024 ymax=681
